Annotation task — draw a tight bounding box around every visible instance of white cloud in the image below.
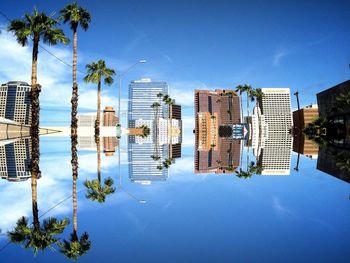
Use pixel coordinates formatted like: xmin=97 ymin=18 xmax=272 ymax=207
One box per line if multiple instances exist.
xmin=170 ymin=81 xmax=207 ymax=107
xmin=272 ymin=196 xmax=293 ymax=216
xmin=272 ymin=49 xmax=288 ymax=66
xmin=0 ymin=30 xmax=117 ymax=113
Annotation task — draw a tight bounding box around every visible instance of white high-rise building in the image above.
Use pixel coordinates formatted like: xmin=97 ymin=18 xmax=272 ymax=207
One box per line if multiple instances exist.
xmin=257 ymin=88 xmax=293 ymax=175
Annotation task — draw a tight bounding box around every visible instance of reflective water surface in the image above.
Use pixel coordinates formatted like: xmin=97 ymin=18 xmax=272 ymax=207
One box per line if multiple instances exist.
xmin=0 ymin=122 xmax=349 ymax=262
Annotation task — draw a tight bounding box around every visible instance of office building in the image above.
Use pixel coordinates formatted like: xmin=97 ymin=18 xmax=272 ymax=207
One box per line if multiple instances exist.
xmin=128 ymin=79 xmax=182 ymax=184
xmin=0 ymin=81 xmax=31 ymax=125
xmin=256 ymin=88 xmax=293 ymax=175
xmin=194 ymin=89 xmax=241 ymax=174
xmin=317 ymin=146 xmax=350 ymax=184
xmin=317 ymin=80 xmax=350 ymax=148
xmin=128 ymin=78 xmax=168 ymax=124
xmin=317 ymin=80 xmax=350 ymax=117
xmin=0 ymin=138 xmax=31 ymax=182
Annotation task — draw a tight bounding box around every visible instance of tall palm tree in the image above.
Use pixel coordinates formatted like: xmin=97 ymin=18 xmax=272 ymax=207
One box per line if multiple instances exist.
xmin=59 ymin=4 xmax=91 ymax=201
xmin=60 ymin=2 xmax=91 ymax=137
xmin=8 ymin=216 xmax=69 ymax=255
xmin=60 ymin=137 xmax=91 ymax=260
xmin=84 ymin=60 xmax=115 ymax=141
xmin=8 ymin=9 xmax=69 ymax=214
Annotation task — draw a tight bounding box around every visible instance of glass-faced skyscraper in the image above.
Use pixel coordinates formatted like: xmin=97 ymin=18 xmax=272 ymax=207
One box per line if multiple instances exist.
xmin=0 ymin=81 xmax=31 ymax=125
xmin=128 ymin=78 xmax=170 ymax=184
xmin=128 ymin=78 xmax=169 ymax=124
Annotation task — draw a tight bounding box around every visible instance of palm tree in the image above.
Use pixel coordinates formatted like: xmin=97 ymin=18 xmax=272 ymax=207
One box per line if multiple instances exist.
xmin=84 ymin=177 xmax=115 ymax=203
xmin=332 ymin=92 xmax=350 ymax=113
xmin=60 ymin=136 xmax=91 ymax=260
xmin=8 ymin=9 xmax=69 ymax=208
xmin=235 ymin=168 xmax=253 ymax=179
xmin=8 ymin=216 xmax=69 ymax=255
xmin=60 ymin=2 xmax=91 ymax=136
xmin=84 ymin=60 xmax=115 ymax=141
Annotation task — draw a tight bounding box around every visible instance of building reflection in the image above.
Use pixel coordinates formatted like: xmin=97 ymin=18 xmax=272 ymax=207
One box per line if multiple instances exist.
xmin=315 ymin=80 xmax=350 ymax=183
xmin=0 ymin=138 xmax=31 ymax=182
xmin=292 ymin=104 xmax=319 ymax=160
xmin=194 ymin=89 xmax=242 ymax=174
xmin=127 ymin=78 xmax=182 ymax=184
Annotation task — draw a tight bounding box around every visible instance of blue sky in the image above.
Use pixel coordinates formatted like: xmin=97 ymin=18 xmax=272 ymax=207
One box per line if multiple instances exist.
xmin=1 ymin=0 xmax=350 ymax=121
xmin=0 ymin=1 xmax=350 ymax=262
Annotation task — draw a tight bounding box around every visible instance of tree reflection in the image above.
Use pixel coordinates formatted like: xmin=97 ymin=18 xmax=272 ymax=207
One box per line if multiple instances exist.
xmin=84 ymin=137 xmax=115 ymax=203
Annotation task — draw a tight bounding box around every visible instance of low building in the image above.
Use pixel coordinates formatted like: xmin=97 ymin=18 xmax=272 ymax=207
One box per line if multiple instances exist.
xmin=292 ymin=104 xmax=319 ymax=158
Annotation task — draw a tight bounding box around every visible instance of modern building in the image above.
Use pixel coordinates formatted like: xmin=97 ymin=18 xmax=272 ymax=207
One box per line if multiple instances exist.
xmin=0 ymin=138 xmax=31 ymax=182
xmin=317 ymin=80 xmax=350 ymax=117
xmin=317 ymin=80 xmax=350 ymax=148
xmin=292 ymin=104 xmax=319 ymax=158
xmin=103 ymin=106 xmax=118 ymax=126
xmin=0 ymin=81 xmax=31 ymax=125
xmin=317 ymin=146 xmax=350 ymax=184
xmin=256 ymin=88 xmax=293 ymax=175
xmin=194 ymin=89 xmax=241 ymax=174
xmin=128 ymin=79 xmax=182 ymax=184
xmin=128 ymin=78 xmax=168 ymax=124
xmin=315 ymin=80 xmax=350 ymax=180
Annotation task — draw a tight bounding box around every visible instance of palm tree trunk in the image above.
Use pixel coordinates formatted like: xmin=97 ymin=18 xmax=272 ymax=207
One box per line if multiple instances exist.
xmin=97 ymin=139 xmax=101 ymax=190
xmin=71 ymin=29 xmax=79 ymax=234
xmin=71 ymin=28 xmax=78 ymax=134
xmin=32 ymin=175 xmax=40 ymax=230
xmin=95 ymin=80 xmax=101 ymax=142
xmin=73 ymin=172 xmax=77 ymax=232
xmin=31 ymin=37 xmax=41 ymax=231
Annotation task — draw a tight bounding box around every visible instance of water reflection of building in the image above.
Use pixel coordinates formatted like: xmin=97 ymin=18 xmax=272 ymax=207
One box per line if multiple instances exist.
xmin=317 ymin=147 xmax=350 ymax=184
xmin=316 ymin=80 xmax=350 ymax=183
xmin=292 ymin=104 xmax=319 ymax=158
xmin=77 ymin=136 xmax=119 ymax=156
xmin=78 ymin=106 xmax=119 ymax=127
xmin=0 ymin=81 xmax=31 ymax=125
xmin=194 ymin=89 xmax=241 ymax=174
xmin=256 ymin=88 xmax=293 ymax=175
xmin=128 ymin=79 xmax=182 ymax=184
xmin=317 ymin=80 xmax=350 ymax=148
xmin=0 ymin=138 xmax=31 ymax=182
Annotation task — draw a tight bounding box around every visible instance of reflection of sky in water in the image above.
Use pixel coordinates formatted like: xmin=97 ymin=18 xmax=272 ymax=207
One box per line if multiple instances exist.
xmin=0 ymin=132 xmax=349 ymax=262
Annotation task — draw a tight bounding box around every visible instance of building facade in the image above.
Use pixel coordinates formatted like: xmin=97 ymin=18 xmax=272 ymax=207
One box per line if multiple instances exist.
xmin=257 ymin=88 xmax=293 ymax=175
xmin=194 ymin=89 xmax=241 ymax=174
xmin=128 ymin=79 xmax=182 ymax=184
xmin=0 ymin=81 xmax=31 ymax=125
xmin=292 ymin=104 xmax=319 ymax=158
xmin=0 ymin=138 xmax=31 ymax=182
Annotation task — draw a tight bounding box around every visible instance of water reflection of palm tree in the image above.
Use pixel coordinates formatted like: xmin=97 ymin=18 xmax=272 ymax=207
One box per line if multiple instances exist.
xmin=60 ymin=172 xmax=90 ymax=260
xmin=235 ymin=161 xmax=263 ymax=179
xmin=84 ymin=139 xmax=116 ymax=203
